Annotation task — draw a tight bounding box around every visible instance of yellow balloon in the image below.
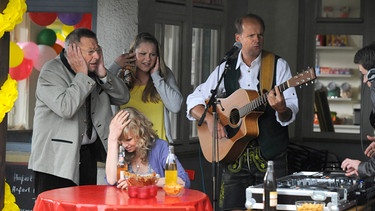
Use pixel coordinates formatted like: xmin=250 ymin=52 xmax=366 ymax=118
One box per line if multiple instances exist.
xmin=9 ymin=42 xmax=24 ymax=68
xmin=56 ymin=32 xmax=66 ymax=42
xmin=62 ymin=24 xmax=74 ymax=37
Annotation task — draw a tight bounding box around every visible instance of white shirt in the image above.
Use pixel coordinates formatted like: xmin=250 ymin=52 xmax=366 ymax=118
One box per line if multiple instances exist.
xmin=186 ymin=50 xmax=299 ymax=126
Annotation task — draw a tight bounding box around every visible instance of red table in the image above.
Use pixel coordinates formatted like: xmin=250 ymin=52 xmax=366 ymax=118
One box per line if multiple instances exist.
xmin=33 ymin=185 xmax=213 ymax=211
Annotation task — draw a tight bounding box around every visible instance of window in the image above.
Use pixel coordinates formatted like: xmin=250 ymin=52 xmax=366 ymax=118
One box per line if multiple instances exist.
xmin=155 ymin=24 xmax=219 ymax=140
xmin=139 ymin=0 xmax=224 ymax=150
xmin=190 ymin=27 xmax=219 ymax=138
xmin=155 ymin=23 xmax=181 ymax=140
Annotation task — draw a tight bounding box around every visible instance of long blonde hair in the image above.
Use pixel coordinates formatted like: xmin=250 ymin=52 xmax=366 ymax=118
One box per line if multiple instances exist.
xmin=127 ymin=32 xmax=170 ymax=103
xmin=121 ymin=107 xmax=158 ymax=164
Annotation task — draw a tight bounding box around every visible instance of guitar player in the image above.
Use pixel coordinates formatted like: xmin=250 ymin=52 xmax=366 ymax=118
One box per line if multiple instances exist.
xmin=186 ymin=13 xmax=299 ymax=211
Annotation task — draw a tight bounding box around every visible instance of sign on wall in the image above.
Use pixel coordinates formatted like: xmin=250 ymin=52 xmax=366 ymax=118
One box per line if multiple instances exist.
xmin=5 ymin=162 xmax=35 ymax=211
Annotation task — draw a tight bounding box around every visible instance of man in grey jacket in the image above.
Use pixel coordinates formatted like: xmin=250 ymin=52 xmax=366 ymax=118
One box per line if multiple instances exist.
xmin=28 ymin=28 xmax=129 ymax=196
xmin=341 ymin=43 xmax=375 ymax=177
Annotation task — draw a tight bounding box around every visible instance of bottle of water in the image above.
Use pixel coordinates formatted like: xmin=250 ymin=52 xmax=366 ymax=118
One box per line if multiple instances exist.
xmin=263 ymin=160 xmax=277 ymax=211
xmin=165 ymin=145 xmax=177 ymax=186
xmin=117 ymin=145 xmax=127 ymax=180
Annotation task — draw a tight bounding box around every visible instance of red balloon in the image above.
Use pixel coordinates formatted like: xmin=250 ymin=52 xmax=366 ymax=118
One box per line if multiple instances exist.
xmin=9 ymin=58 xmax=34 ymax=81
xmin=29 ymin=12 xmax=57 ymax=26
xmin=74 ymin=13 xmax=92 ymax=29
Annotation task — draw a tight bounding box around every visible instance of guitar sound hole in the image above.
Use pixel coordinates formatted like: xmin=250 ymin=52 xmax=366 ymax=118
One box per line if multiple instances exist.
xmin=230 ymin=109 xmax=240 ymax=124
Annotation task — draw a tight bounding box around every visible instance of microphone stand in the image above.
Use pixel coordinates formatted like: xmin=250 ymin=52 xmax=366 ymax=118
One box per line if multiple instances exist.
xmin=198 ymin=60 xmax=231 ymax=211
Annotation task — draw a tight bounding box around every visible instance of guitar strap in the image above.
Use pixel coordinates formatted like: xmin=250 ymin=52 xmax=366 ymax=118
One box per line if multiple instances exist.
xmin=259 ymin=50 xmax=275 ymax=93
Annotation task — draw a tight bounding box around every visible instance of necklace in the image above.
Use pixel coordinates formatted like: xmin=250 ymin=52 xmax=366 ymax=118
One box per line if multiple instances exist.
xmin=132 ymin=158 xmax=142 ymax=174
xmin=136 ymin=164 xmax=140 ymax=173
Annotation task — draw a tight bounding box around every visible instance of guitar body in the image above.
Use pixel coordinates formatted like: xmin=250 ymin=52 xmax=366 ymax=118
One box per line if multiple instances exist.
xmin=197 ymin=89 xmax=264 ymax=163
xmin=196 ymin=68 xmax=316 ymax=163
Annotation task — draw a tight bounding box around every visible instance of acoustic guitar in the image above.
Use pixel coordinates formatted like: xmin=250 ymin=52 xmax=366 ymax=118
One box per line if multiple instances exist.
xmin=197 ymin=68 xmax=316 ymax=163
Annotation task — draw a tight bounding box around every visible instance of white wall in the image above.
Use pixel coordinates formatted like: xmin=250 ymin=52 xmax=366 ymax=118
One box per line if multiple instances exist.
xmin=247 ymin=0 xmax=299 ymax=73
xmin=97 ymin=0 xmax=138 ymax=67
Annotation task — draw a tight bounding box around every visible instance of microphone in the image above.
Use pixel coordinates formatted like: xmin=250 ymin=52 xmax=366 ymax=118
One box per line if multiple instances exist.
xmin=220 ymin=42 xmax=242 ymax=63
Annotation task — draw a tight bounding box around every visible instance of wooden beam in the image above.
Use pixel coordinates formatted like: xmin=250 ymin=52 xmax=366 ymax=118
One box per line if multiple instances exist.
xmin=0 ymin=0 xmax=10 ymax=209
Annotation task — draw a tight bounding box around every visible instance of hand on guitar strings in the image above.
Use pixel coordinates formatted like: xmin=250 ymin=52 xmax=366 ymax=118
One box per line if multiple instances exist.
xmin=267 ymin=86 xmax=287 ymax=113
xmin=267 ymin=86 xmax=292 ymax=122
xmin=205 ymin=114 xmax=228 ymax=139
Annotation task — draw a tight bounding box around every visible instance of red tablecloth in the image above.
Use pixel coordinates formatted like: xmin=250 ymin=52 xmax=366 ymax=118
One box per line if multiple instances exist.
xmin=33 ymin=185 xmax=213 ymax=211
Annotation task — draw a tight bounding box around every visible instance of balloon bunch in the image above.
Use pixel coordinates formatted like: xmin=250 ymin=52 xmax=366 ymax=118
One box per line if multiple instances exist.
xmin=9 ymin=39 xmax=62 ymax=80
xmin=2 ymin=11 xmax=93 ymax=124
xmin=28 ymin=12 xmax=92 ymax=28
xmin=9 ymin=41 xmax=38 ymax=80
xmin=9 ymin=12 xmax=92 ymax=81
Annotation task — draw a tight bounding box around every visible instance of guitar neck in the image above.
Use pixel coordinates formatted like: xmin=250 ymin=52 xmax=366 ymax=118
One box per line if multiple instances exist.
xmin=278 ymin=81 xmax=290 ymax=93
xmin=239 ymin=82 xmax=289 ymax=118
xmin=237 ymin=68 xmax=316 ymax=121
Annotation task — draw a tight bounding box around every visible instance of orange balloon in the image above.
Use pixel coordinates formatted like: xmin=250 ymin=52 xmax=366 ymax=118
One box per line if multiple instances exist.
xmin=52 ymin=43 xmax=63 ymax=54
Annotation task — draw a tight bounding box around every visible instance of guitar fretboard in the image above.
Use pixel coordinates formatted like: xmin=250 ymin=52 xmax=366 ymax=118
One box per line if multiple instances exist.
xmin=239 ymin=81 xmax=290 ymax=118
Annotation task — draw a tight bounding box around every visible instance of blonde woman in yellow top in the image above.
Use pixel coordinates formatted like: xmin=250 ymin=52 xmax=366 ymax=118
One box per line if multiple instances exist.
xmin=109 ymin=32 xmax=182 ymax=143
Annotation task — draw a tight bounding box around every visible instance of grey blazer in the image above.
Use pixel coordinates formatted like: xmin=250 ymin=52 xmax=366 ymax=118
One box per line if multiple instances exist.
xmin=28 ymin=56 xmax=129 ymax=185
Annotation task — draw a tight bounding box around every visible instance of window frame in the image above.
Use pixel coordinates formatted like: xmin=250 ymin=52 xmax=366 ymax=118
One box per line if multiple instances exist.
xmin=138 ymin=0 xmax=227 ymax=151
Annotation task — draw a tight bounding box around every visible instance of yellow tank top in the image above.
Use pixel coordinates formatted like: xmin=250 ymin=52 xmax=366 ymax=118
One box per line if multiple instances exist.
xmin=120 ymin=85 xmax=166 ymax=140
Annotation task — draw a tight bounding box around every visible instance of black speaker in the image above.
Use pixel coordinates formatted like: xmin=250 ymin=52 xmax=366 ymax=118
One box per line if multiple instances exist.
xmin=367 ymin=68 xmax=375 ymax=82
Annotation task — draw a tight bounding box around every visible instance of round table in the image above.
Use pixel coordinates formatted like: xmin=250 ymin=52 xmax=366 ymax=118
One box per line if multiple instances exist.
xmin=33 ymin=185 xmax=213 ymax=211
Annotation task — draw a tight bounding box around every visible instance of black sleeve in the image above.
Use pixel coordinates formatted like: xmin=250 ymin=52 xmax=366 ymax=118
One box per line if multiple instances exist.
xmin=369 ymin=110 xmax=375 ymax=129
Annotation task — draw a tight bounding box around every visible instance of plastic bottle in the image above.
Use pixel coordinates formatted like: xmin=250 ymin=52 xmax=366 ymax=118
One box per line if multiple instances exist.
xmin=117 ymin=145 xmax=127 ymax=180
xmin=165 ymin=145 xmax=177 ymax=186
xmin=263 ymin=160 xmax=277 ymax=211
